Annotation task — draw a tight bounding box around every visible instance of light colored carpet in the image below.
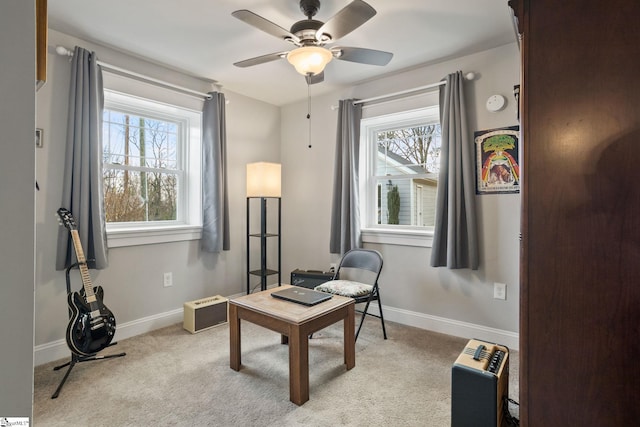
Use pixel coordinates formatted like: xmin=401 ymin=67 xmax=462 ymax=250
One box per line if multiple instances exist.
xmin=34 ymin=318 xmax=519 ymax=426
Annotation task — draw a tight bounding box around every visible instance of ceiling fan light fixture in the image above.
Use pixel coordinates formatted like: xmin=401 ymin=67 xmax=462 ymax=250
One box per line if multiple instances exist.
xmin=287 ymin=46 xmax=333 ymax=76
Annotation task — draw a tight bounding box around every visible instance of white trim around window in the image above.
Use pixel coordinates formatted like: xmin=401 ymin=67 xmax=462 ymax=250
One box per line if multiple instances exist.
xmin=360 ymin=106 xmax=440 ymax=248
xmin=103 ymin=89 xmax=203 ymax=248
xmin=361 ymin=227 xmax=434 ymax=247
xmin=107 ymin=225 xmax=202 ymax=248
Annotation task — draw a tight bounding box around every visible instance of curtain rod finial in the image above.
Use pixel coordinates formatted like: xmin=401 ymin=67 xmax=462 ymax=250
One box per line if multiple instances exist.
xmin=465 ymin=72 xmax=476 ymax=81
xmin=55 ymin=45 xmax=72 ymax=56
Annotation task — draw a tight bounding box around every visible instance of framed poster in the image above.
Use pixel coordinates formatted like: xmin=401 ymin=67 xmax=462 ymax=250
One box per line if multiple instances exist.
xmin=475 ymin=125 xmax=520 ymax=194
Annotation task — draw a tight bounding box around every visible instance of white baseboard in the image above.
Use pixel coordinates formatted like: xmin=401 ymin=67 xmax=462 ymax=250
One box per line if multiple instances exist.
xmin=34 ymin=308 xmax=183 ymax=366
xmin=34 ymin=298 xmax=518 ymax=366
xmin=365 ymin=304 xmax=519 ymax=350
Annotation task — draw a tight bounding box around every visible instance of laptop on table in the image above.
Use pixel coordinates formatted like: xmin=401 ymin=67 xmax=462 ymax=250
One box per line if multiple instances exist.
xmin=271 ymin=287 xmax=332 ymax=306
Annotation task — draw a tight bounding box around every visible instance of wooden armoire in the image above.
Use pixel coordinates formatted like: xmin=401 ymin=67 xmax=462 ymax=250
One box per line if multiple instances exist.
xmin=510 ymin=1 xmax=640 ymax=425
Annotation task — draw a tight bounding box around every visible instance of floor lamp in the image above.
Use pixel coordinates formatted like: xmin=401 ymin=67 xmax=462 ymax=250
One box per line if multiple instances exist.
xmin=246 ymin=162 xmax=281 ymax=293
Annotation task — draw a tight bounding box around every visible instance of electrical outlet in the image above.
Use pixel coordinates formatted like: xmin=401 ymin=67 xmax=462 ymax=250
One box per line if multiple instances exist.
xmin=163 ymin=272 xmax=173 ymax=287
xmin=493 ymin=282 xmax=506 ymax=300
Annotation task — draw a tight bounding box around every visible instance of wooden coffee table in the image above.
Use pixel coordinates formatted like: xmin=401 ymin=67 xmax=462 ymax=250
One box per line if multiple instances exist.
xmin=229 ymin=285 xmax=355 ymax=405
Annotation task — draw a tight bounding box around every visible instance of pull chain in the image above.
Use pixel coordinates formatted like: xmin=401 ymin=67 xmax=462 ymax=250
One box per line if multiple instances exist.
xmin=307 ymin=79 xmax=312 ymax=148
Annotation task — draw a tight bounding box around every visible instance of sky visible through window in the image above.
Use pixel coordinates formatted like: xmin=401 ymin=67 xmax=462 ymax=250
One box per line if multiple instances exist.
xmin=102 ymin=109 xmax=181 ymax=223
xmin=376 ymin=124 xmax=441 ymax=176
xmin=103 ymin=110 xmax=178 ymax=169
xmin=373 ymin=123 xmax=441 ymax=227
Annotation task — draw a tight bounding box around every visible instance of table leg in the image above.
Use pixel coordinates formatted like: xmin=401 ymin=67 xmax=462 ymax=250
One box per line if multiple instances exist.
xmin=229 ymin=303 xmax=241 ymax=371
xmin=344 ymin=303 xmax=355 ymax=369
xmin=288 ymin=324 xmax=309 ymax=405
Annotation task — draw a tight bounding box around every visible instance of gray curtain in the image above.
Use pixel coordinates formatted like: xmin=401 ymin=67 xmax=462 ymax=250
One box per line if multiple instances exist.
xmin=430 ymin=71 xmax=479 ymax=269
xmin=329 ymin=99 xmax=362 ymax=254
xmin=56 ymin=46 xmax=108 ymax=270
xmin=201 ymin=92 xmax=230 ymax=252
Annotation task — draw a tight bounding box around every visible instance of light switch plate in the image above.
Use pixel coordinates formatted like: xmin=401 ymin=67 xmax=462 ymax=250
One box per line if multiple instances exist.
xmin=493 ymin=282 xmax=507 ymax=300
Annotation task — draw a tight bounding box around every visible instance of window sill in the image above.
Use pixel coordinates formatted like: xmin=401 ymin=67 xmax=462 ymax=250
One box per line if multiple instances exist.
xmin=107 ymin=225 xmax=202 ymax=248
xmin=361 ymin=228 xmax=433 ymax=248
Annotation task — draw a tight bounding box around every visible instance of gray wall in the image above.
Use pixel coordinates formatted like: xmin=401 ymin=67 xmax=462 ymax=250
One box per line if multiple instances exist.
xmin=35 ymin=30 xmax=281 ymax=359
xmin=34 ymin=30 xmax=520 ymax=365
xmin=0 ymin=0 xmax=36 ymax=419
xmin=281 ymin=43 xmax=521 ymax=341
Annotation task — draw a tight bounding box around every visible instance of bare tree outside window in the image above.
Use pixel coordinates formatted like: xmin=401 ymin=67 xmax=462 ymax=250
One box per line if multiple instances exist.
xmin=377 ymin=125 xmax=441 ymax=174
xmin=103 ymin=110 xmax=180 ymax=223
xmin=375 ymin=123 xmax=441 ymax=227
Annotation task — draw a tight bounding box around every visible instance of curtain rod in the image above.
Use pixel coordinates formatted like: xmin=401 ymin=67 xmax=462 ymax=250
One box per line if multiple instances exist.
xmin=331 ymin=72 xmax=476 ymax=109
xmin=55 ymin=45 xmax=219 ymax=100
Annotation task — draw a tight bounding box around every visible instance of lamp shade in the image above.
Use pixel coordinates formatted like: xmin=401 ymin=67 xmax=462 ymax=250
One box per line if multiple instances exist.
xmin=246 ymin=162 xmax=281 ymax=197
xmin=286 ymin=46 xmax=333 ymax=76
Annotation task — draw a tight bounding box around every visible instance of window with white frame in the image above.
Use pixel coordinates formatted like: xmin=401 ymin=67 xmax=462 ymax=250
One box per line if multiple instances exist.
xmin=360 ymin=106 xmax=441 ymax=246
xmin=102 ymin=90 xmax=202 ymax=247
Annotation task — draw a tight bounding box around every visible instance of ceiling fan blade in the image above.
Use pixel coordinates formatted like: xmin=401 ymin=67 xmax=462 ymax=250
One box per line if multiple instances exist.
xmin=305 ymin=72 xmax=325 ymax=85
xmin=316 ymin=0 xmax=376 ymax=41
xmin=333 ymin=46 xmax=393 ymax=66
xmin=232 ymin=10 xmax=300 ymax=44
xmin=233 ymin=51 xmax=289 ymax=68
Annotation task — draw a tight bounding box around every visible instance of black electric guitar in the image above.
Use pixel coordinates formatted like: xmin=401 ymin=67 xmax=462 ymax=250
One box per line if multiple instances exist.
xmin=57 ymin=208 xmax=116 ymax=357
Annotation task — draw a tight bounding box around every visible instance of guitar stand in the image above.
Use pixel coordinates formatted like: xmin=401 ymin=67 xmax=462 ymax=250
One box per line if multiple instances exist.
xmin=51 ymin=262 xmax=126 ymax=399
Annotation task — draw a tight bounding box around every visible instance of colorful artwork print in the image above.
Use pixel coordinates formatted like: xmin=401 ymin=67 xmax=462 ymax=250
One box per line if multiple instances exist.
xmin=475 ymin=126 xmax=520 ymax=194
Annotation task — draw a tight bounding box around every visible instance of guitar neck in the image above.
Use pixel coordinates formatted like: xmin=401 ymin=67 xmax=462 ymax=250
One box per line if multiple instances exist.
xmin=70 ymin=230 xmax=97 ymax=302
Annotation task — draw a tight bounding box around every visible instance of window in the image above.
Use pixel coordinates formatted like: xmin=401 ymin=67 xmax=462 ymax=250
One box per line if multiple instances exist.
xmin=103 ymin=110 xmax=180 ymax=222
xmin=360 ymin=106 xmax=441 ymax=247
xmin=103 ymin=90 xmax=202 ymax=247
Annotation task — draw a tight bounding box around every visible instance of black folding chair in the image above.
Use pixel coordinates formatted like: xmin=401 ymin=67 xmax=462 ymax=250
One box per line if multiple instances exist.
xmin=315 ymin=248 xmax=387 ymax=341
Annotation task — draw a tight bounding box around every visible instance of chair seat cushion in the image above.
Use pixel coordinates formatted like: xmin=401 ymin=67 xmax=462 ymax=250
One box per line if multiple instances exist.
xmin=314 ymin=280 xmax=373 ymax=298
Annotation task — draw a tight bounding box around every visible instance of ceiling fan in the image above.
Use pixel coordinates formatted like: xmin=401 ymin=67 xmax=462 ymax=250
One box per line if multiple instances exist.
xmin=232 ymin=0 xmax=393 ymax=84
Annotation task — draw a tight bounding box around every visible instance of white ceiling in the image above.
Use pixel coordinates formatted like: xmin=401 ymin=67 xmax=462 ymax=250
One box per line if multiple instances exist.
xmin=47 ymin=0 xmax=516 ymax=106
